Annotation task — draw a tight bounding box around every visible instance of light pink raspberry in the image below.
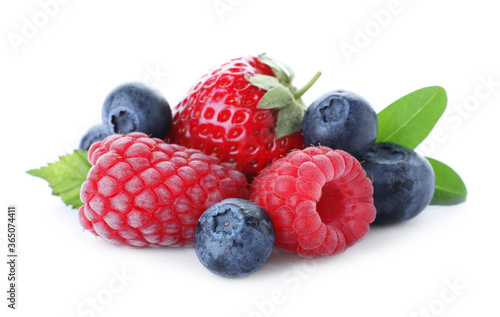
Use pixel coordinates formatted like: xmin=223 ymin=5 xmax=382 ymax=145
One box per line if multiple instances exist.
xmin=79 ymin=132 xmax=248 ymax=247
xmin=249 ymin=146 xmax=375 ymax=257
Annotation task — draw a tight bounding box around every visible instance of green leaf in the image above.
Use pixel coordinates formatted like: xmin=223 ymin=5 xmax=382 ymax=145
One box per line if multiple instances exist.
xmin=245 ymin=56 xmax=321 ymax=140
xmin=275 ymin=100 xmax=304 ymax=139
xmin=427 ymin=157 xmax=467 ymax=205
xmin=246 ymin=74 xmax=280 ymax=91
xmin=257 ymin=84 xmax=295 ymax=109
xmin=376 ymin=86 xmax=447 ymax=149
xmin=257 ymin=53 xmax=294 ymax=83
xmin=27 ymin=150 xmax=91 ymax=209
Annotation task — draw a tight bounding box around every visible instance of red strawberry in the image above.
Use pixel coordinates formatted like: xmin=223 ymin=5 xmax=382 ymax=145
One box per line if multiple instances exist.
xmin=167 ymin=54 xmax=321 ymax=178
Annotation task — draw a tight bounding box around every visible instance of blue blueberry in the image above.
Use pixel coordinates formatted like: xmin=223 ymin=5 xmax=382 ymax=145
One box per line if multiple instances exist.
xmin=79 ymin=124 xmax=110 ymax=150
xmin=102 ymin=82 xmax=172 ymax=139
xmin=302 ymin=90 xmax=378 ymax=159
xmin=360 ymin=142 xmax=435 ymax=225
xmin=194 ymin=198 xmax=275 ymax=278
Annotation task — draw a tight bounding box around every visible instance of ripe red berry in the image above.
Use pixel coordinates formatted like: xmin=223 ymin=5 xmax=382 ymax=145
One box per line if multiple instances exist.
xmin=168 ymin=54 xmax=320 ymax=178
xmin=249 ymin=146 xmax=376 ymax=258
xmin=79 ymin=132 xmax=248 ymax=247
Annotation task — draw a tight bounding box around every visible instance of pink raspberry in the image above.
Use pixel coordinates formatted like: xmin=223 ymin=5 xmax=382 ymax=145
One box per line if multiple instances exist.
xmin=79 ymin=132 xmax=248 ymax=247
xmin=249 ymin=146 xmax=375 ymax=257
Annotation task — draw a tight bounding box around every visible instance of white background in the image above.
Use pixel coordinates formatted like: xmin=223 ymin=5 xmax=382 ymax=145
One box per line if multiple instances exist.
xmin=1 ymin=0 xmax=499 ymax=316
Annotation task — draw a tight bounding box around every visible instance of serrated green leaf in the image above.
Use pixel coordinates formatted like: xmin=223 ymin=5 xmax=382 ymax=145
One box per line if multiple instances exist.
xmin=257 ymin=84 xmax=295 ymax=109
xmin=376 ymin=86 xmax=447 ymax=149
xmin=27 ymin=150 xmax=91 ymax=209
xmin=427 ymin=157 xmax=467 ymax=205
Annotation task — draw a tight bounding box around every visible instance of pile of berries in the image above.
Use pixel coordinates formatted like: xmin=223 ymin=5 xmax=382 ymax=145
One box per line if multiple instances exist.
xmin=78 ymin=54 xmax=435 ymax=277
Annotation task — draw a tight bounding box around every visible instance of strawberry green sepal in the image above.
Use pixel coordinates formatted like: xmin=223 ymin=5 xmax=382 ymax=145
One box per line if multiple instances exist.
xmin=27 ymin=150 xmax=91 ymax=210
xmin=246 ymin=53 xmax=322 ymax=139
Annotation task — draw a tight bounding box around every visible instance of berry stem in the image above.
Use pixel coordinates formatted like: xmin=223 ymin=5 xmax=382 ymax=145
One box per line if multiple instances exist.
xmin=293 ymin=71 xmax=322 ymax=100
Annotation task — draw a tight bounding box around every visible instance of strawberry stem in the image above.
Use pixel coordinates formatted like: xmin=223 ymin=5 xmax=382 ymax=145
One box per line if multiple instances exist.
xmin=293 ymin=71 xmax=322 ymax=100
